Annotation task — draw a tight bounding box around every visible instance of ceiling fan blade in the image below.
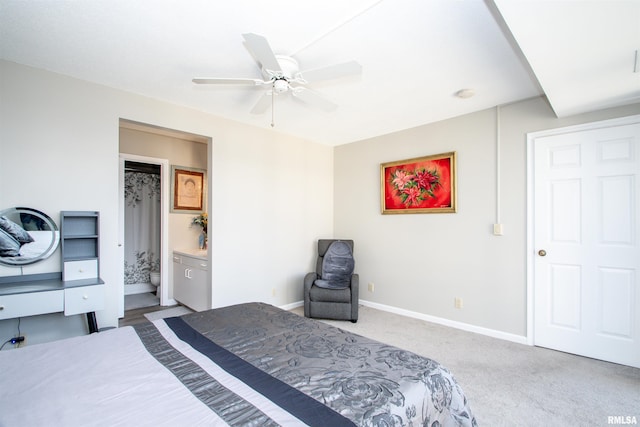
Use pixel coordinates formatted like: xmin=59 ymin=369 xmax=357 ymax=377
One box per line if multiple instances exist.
xmin=292 ymin=87 xmax=338 ymax=112
xmin=250 ymin=92 xmax=272 ymax=115
xmin=242 ymin=33 xmax=282 ymax=74
xmin=297 ymin=60 xmax=362 ymax=84
xmin=192 ymin=78 xmax=266 ymax=85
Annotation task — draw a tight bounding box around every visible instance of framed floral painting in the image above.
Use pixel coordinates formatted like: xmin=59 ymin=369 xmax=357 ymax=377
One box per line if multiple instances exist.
xmin=171 ymin=166 xmax=205 ymax=213
xmin=381 ymin=152 xmax=457 ymax=214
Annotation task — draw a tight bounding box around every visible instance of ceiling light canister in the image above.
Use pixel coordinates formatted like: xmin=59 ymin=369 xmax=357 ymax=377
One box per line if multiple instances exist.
xmin=455 ymin=88 xmax=475 ymax=99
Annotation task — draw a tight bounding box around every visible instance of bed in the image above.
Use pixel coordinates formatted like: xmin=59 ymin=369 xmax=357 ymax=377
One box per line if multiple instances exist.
xmin=0 ymin=302 xmax=476 ymax=426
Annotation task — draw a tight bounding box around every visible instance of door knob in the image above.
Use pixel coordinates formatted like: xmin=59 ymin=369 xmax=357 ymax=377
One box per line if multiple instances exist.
xmin=538 ymin=249 xmax=547 ymax=257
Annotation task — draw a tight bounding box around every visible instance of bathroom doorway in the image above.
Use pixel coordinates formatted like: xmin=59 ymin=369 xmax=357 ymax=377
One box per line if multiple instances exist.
xmin=119 ymin=153 xmax=170 ymax=312
xmin=123 ymin=160 xmax=161 ymax=309
xmin=118 ymin=119 xmax=210 ymax=318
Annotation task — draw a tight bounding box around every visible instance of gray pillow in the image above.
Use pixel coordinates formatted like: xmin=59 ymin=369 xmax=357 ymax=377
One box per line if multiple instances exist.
xmin=0 ymin=228 xmax=21 ymax=257
xmin=0 ymin=216 xmax=34 ymax=244
xmin=314 ymin=241 xmax=355 ymax=289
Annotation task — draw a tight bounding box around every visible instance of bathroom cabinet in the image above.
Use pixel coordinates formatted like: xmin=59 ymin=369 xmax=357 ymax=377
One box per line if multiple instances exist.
xmin=173 ymin=249 xmax=209 ymax=312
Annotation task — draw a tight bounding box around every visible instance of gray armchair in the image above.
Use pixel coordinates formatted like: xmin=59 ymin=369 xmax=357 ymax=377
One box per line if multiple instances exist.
xmin=304 ymin=239 xmax=358 ymax=323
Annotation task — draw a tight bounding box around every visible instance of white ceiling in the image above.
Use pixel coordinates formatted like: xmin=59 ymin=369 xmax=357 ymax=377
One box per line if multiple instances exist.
xmin=1 ymin=0 xmax=638 ymax=146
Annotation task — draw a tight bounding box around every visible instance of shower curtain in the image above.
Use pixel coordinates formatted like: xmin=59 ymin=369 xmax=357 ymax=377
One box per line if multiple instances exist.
xmin=124 ymin=169 xmax=161 ymax=285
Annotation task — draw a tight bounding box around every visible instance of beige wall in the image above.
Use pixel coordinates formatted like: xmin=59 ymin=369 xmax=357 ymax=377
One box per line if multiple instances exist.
xmin=0 ymin=60 xmax=333 ymax=345
xmin=120 ymin=128 xmax=207 ymax=171
xmin=2 ymin=56 xmax=638 ymax=345
xmin=334 ymin=96 xmax=640 ymax=338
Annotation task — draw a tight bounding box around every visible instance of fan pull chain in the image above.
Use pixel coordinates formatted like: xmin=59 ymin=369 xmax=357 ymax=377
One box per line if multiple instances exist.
xmin=271 ymin=90 xmax=275 ymax=127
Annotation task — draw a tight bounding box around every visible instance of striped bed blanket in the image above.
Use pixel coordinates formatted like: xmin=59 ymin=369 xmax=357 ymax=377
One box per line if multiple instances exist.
xmin=0 ymin=302 xmax=476 ymax=426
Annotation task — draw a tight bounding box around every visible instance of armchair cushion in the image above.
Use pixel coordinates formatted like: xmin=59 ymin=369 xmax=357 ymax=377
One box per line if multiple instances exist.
xmin=314 ymin=240 xmax=354 ymax=290
xmin=309 ymin=285 xmax=352 ymax=303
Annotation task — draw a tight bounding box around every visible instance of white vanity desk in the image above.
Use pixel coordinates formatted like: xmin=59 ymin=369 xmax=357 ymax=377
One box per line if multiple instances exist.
xmin=0 ymin=209 xmax=104 ymax=334
xmin=0 ymin=273 xmax=105 ymax=333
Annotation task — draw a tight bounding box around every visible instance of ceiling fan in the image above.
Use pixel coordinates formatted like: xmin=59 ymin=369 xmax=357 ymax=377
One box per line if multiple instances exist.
xmin=192 ymin=33 xmax=362 ymax=121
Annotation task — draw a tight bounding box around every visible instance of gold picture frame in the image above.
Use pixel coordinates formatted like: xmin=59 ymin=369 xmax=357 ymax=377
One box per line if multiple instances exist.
xmin=381 ymin=152 xmax=457 ymax=214
xmin=171 ymin=166 xmax=205 ymax=213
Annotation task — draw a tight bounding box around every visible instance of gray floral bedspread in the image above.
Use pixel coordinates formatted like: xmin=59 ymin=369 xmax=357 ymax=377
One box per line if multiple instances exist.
xmin=180 ymin=302 xmax=476 ymax=427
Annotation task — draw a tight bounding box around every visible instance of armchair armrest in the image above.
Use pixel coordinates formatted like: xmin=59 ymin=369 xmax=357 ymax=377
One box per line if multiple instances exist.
xmin=303 ymin=272 xmax=318 ymax=317
xmin=350 ymin=273 xmax=359 ymax=321
xmin=304 ymin=272 xmax=318 ymax=291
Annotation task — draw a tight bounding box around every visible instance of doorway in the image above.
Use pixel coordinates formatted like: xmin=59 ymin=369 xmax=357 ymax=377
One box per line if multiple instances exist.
xmin=123 ymin=160 xmax=161 ymax=309
xmin=119 ymin=154 xmax=170 ymax=311
xmin=118 ymin=119 xmax=211 ymax=319
xmin=527 ymin=115 xmax=640 ymax=368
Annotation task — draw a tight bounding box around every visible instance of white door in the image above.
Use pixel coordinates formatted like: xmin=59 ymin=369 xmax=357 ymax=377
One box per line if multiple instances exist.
xmin=532 ymin=119 xmax=640 ymax=368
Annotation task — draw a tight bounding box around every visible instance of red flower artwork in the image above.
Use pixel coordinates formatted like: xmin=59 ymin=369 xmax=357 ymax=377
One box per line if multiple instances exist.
xmin=382 ymin=153 xmax=456 ymax=213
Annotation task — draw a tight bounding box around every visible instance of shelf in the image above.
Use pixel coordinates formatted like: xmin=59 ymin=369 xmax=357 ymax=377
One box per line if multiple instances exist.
xmin=62 ymin=238 xmax=98 ymax=260
xmin=61 ymin=211 xmax=100 ymax=281
xmin=63 ymin=256 xmax=98 ymax=262
xmin=61 ymin=216 xmax=97 ymax=237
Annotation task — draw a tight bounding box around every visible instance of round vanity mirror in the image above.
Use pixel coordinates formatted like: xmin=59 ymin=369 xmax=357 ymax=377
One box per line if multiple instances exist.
xmin=0 ymin=207 xmax=60 ymax=266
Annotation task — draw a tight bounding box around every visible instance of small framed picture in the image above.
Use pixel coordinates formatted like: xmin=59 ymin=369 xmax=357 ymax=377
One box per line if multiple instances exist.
xmin=171 ymin=166 xmax=205 ymax=213
xmin=381 ymin=152 xmax=457 ymax=214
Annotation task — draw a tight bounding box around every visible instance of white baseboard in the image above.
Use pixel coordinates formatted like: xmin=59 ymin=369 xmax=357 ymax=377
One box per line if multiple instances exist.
xmin=279 ymin=301 xmax=303 ymax=311
xmin=359 ymin=299 xmax=528 ymax=345
xmin=280 ymin=300 xmax=532 ymax=345
xmin=284 ymin=299 xmax=527 ymax=345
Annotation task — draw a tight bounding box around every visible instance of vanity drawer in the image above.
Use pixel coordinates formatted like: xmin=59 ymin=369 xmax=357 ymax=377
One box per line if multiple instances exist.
xmin=64 ymin=285 xmax=105 ymax=316
xmin=63 ymin=259 xmax=98 ymax=280
xmin=181 ymin=256 xmax=208 ymax=270
xmin=0 ymin=290 xmax=64 ymax=320
xmin=173 ymin=253 xmax=207 ymax=270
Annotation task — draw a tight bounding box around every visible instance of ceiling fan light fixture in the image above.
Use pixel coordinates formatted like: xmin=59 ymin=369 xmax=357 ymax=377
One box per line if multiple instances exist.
xmin=193 ymin=33 xmax=362 ymax=116
xmin=273 ymin=79 xmax=289 ymax=93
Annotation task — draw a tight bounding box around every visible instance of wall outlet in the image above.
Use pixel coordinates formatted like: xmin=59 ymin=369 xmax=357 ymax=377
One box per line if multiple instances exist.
xmin=368 ymin=282 xmax=375 ymax=292
xmin=454 ymin=297 xmax=464 ymax=309
xmin=271 ymin=288 xmax=276 ymax=297
xmin=493 ymin=223 xmax=504 ymax=236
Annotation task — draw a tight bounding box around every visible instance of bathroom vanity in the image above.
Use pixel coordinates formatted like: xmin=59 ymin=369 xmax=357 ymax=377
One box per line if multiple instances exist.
xmin=172 ymin=249 xmax=209 ymax=312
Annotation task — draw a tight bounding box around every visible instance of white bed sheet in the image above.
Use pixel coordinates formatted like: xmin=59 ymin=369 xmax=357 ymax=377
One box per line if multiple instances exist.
xmin=0 ymin=326 xmax=223 ymax=427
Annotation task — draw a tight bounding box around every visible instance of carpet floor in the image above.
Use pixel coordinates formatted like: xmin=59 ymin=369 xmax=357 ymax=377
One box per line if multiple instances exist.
xmin=290 ymin=305 xmax=640 ymax=427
